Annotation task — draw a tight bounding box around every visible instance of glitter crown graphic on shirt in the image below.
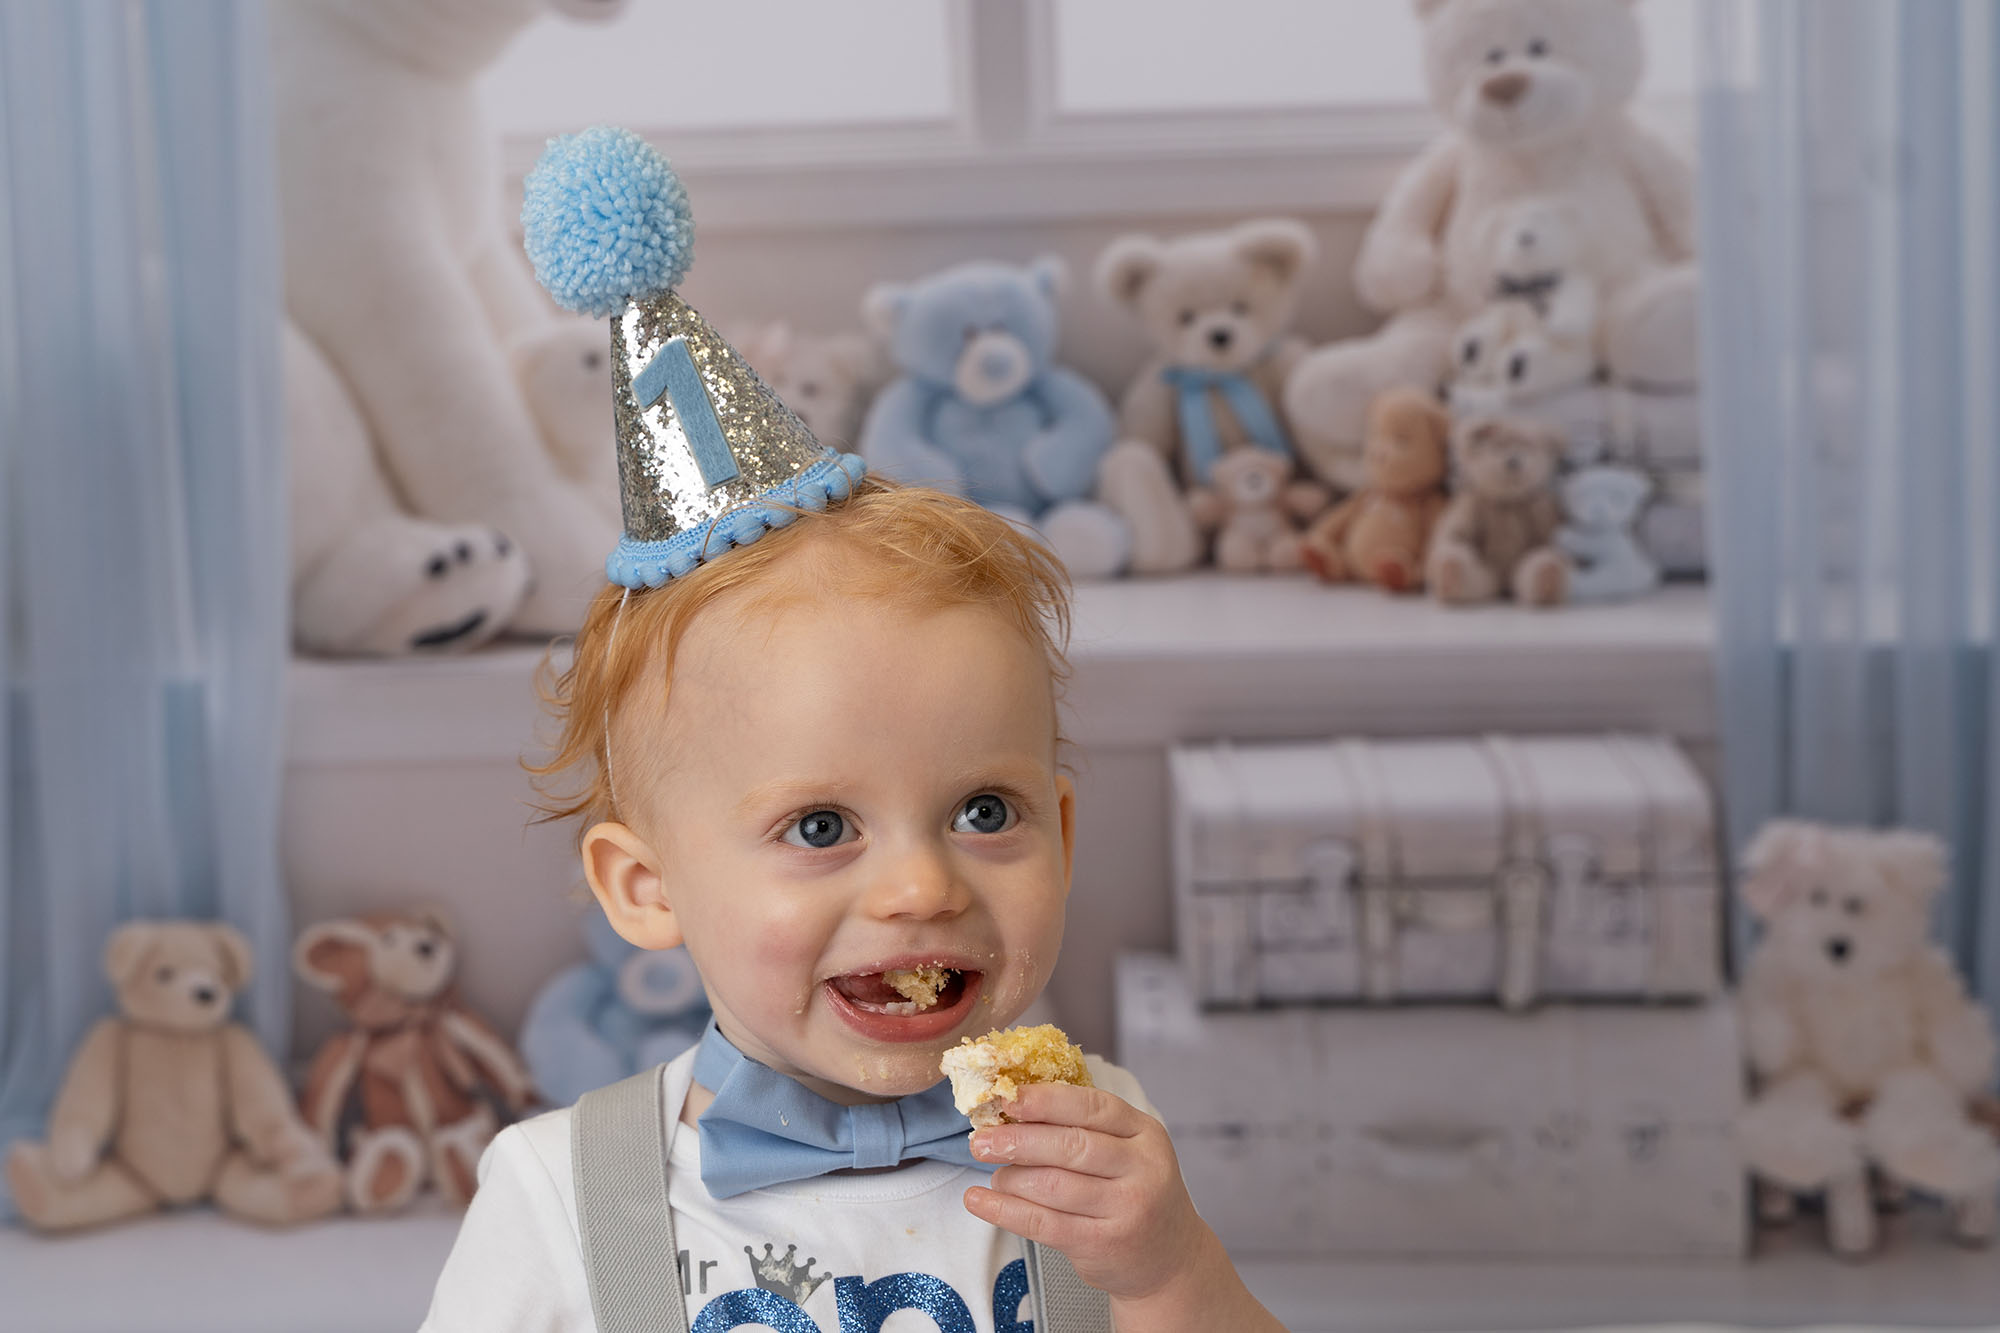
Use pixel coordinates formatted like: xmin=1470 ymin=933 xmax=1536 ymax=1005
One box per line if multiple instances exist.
xmin=745 ymin=1242 xmax=831 ymax=1306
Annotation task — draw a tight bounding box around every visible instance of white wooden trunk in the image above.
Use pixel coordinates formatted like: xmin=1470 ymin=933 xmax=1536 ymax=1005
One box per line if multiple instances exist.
xmin=1171 ymin=734 xmax=1722 ymax=1009
xmin=1117 ymin=953 xmax=1748 ymax=1259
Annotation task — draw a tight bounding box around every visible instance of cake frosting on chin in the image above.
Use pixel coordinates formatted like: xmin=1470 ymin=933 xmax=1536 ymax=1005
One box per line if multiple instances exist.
xmin=940 ymin=1024 xmax=1092 ymax=1129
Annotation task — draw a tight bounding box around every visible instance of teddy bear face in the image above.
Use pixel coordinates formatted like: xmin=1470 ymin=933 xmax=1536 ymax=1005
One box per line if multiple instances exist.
xmin=1096 ymin=220 xmax=1316 ymax=374
xmin=583 ymin=911 xmax=707 ymax=1017
xmin=1419 ymin=0 xmax=1644 ymax=149
xmin=105 ymin=920 xmax=251 ymax=1035
xmin=1211 ymin=447 xmax=1292 ymax=510
xmin=737 ymin=322 xmax=879 ymax=447
xmin=513 ymin=322 xmax=611 ymax=475
xmin=1451 ymin=415 xmax=1562 ymax=501
xmin=1742 ymin=823 xmax=1946 ymax=983
xmin=1363 ymin=388 xmax=1451 ymax=495
xmin=865 ymin=259 xmax=1062 ymax=407
xmin=1562 ymin=465 xmax=1650 ymax=531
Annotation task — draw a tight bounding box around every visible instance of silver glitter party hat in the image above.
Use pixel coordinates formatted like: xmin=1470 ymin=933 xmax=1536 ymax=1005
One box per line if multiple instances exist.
xmin=522 ymin=127 xmax=864 ymax=588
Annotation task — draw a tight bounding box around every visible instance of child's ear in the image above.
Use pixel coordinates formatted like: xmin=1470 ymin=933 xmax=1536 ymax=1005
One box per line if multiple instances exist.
xmin=1055 ymin=775 xmax=1077 ymax=898
xmin=582 ymin=821 xmax=683 ymax=950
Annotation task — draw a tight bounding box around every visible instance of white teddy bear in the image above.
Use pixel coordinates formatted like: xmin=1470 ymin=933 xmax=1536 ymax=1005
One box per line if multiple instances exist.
xmin=275 ymin=0 xmax=627 ymax=654
xmin=1555 ymin=464 xmax=1657 ymax=602
xmin=735 ymin=321 xmax=883 ymax=450
xmin=1486 ymin=196 xmax=1598 ymax=344
xmin=1735 ymin=820 xmax=2000 ymax=1255
xmin=1285 ymin=0 xmax=1697 ymax=486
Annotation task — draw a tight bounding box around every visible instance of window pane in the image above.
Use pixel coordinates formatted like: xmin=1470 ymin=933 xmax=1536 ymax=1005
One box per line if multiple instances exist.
xmin=1052 ymin=0 xmax=1695 ymax=115
xmin=481 ymin=0 xmax=955 ymax=136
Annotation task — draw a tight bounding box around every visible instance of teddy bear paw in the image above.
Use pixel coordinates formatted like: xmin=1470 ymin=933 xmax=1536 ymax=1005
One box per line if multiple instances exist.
xmin=1428 ymin=545 xmax=1488 ymax=605
xmin=346 ymin=1126 xmax=426 ymax=1213
xmin=1953 ymin=1191 xmax=1997 ymax=1248
xmin=294 ymin=518 xmax=531 ymax=656
xmin=5 ymin=1142 xmax=52 ymax=1218
xmin=1038 ymin=501 xmax=1131 ymax=581
xmin=1826 ymin=1170 xmax=1878 ymax=1258
xmin=1515 ymin=549 xmax=1570 ymax=607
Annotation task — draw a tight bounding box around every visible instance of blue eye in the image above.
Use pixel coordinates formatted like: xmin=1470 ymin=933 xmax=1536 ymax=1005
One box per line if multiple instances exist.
xmin=953 ymin=794 xmax=1013 ymax=835
xmin=784 ymin=810 xmax=851 ymax=849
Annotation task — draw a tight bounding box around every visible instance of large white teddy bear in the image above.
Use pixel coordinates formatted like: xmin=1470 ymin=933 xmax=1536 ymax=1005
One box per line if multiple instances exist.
xmin=276 ymin=0 xmax=626 ymax=654
xmin=1735 ymin=820 xmax=1999 ymax=1255
xmin=1285 ymin=0 xmax=1697 ymax=490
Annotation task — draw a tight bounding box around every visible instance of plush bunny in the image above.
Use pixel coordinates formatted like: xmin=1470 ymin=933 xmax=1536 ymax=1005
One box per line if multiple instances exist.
xmin=1735 ymin=821 xmax=1999 ymax=1255
xmin=6 ymin=921 xmax=342 ymax=1232
xmin=294 ymin=910 xmax=536 ymax=1212
xmin=519 ymin=912 xmax=711 ymax=1107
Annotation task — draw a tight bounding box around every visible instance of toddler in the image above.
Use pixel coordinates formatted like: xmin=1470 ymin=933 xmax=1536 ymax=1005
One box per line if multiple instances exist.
xmin=421 ymin=482 xmax=1283 ymax=1331
xmin=419 ymin=125 xmax=1283 ymax=1333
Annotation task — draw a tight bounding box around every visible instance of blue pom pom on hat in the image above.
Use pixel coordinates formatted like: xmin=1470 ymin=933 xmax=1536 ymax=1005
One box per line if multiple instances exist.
xmin=522 ymin=126 xmax=693 ymax=318
xmin=520 ymin=127 xmax=865 ymax=588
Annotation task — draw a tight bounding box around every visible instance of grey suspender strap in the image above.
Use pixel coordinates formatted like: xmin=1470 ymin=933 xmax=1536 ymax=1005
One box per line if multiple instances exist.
xmin=1026 ymin=1237 xmax=1112 ymax=1331
xmin=571 ymin=1065 xmax=1111 ymax=1332
xmin=573 ymin=1068 xmax=690 ymax=1333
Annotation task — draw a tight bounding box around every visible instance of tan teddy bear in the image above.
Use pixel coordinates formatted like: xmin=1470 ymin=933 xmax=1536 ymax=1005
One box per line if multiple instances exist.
xmin=1426 ymin=416 xmax=1570 ymax=606
xmin=4 ymin=920 xmax=343 ymax=1232
xmin=1186 ymin=449 xmax=1313 ymax=574
xmin=1301 ymin=387 xmax=1453 ymax=593
xmin=1094 ymin=219 xmax=1325 ymax=573
xmin=295 ymin=910 xmax=535 ymax=1212
xmin=1735 ymin=821 xmax=1999 ymax=1255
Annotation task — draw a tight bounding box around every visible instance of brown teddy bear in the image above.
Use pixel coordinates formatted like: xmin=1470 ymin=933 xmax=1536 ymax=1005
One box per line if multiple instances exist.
xmin=1426 ymin=415 xmax=1571 ymax=607
xmin=1186 ymin=448 xmax=1317 ymax=573
xmin=4 ymin=920 xmax=343 ymax=1232
xmin=1301 ymin=387 xmax=1453 ymax=593
xmin=294 ymin=910 xmax=534 ymax=1212
xmin=1093 ymin=219 xmax=1325 ymax=573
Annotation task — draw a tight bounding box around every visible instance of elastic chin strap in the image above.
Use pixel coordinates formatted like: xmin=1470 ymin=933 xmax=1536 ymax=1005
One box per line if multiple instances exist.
xmin=601 ymin=587 xmax=632 ymax=819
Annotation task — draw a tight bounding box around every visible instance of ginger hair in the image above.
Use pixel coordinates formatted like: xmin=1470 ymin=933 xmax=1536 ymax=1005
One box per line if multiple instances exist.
xmin=527 ymin=479 xmax=1073 ymax=837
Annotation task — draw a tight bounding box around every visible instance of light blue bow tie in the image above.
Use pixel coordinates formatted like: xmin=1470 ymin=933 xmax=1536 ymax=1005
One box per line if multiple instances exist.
xmin=691 ymin=1020 xmax=989 ymax=1199
xmin=1160 ymin=362 xmax=1294 ymax=484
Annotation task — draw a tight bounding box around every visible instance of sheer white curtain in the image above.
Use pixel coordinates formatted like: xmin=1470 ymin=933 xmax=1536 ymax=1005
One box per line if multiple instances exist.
xmin=1700 ymin=0 xmax=1999 ymax=1003
xmin=0 ymin=0 xmax=288 ymax=1213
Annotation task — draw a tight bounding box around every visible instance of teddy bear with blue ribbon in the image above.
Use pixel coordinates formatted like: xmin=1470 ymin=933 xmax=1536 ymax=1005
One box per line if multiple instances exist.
xmin=519 ymin=911 xmax=710 ymax=1108
xmin=1093 ymin=220 xmax=1330 ymax=573
xmin=858 ymin=259 xmax=1131 ymax=579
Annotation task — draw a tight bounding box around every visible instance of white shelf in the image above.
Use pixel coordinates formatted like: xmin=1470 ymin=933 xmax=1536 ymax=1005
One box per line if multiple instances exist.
xmin=285 ymin=577 xmax=1718 ymax=764
xmin=4 ymin=1202 xmax=1994 ymax=1333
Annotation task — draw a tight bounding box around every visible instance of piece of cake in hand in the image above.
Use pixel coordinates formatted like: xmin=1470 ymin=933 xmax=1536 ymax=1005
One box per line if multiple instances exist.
xmin=940 ymin=1024 xmax=1092 ymax=1129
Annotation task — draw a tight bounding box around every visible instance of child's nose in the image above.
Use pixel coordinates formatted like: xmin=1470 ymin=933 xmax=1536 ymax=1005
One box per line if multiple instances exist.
xmin=866 ymin=841 xmax=969 ymax=921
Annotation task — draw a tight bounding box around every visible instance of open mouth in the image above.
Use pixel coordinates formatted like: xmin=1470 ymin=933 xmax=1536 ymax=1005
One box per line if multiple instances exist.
xmin=411 ymin=610 xmax=487 ymax=649
xmin=823 ymin=965 xmax=981 ymax=1042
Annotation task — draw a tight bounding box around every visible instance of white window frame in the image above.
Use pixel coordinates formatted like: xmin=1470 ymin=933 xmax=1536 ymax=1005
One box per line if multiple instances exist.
xmin=501 ymin=0 xmax=1439 ymax=231
xmin=499 ymin=0 xmax=1694 ymax=233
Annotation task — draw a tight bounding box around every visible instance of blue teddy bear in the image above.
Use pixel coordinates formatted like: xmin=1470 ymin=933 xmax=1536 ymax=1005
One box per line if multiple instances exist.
xmin=1557 ymin=464 xmax=1661 ymax=602
xmin=859 ymin=257 xmax=1131 ymax=577
xmin=518 ymin=911 xmax=710 ymax=1107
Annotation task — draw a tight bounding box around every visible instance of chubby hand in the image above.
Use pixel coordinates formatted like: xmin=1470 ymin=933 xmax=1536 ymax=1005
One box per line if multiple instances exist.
xmin=961 ymin=1083 xmax=1216 ymax=1304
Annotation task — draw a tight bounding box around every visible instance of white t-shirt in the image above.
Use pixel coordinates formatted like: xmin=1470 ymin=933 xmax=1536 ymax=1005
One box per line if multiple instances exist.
xmin=420 ymin=1048 xmax=1157 ymax=1333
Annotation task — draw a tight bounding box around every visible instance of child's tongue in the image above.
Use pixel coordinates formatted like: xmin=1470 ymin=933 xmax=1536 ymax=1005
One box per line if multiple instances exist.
xmin=832 ymin=973 xmax=903 ymax=1005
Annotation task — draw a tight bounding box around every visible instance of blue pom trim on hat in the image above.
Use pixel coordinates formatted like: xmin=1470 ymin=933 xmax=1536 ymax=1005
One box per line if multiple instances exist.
xmin=522 ymin=126 xmax=693 ymax=317
xmin=605 ymin=453 xmax=866 ymax=589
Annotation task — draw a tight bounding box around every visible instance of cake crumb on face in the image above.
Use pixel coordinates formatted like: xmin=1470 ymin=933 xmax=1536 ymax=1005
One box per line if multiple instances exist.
xmin=883 ymin=965 xmax=950 ymax=1010
xmin=939 ymin=1024 xmax=1091 ymax=1129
